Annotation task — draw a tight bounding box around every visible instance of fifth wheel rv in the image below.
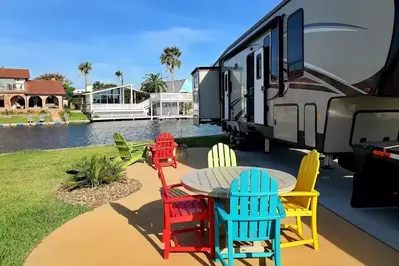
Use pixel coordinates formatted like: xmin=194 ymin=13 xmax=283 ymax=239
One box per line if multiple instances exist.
xmin=191 ymin=0 xmax=399 ymax=171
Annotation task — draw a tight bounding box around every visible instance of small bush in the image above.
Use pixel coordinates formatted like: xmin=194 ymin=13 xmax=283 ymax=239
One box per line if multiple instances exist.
xmin=62 ymin=153 xmax=126 ymax=191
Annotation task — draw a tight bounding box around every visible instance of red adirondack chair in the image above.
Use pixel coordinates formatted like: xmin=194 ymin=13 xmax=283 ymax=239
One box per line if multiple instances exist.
xmin=157 ymin=162 xmax=215 ymax=259
xmin=149 ymin=132 xmax=178 ymax=169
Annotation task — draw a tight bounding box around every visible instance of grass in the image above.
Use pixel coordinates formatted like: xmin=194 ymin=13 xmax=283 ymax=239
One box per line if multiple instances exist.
xmin=0 ymin=114 xmax=53 ymax=124
xmin=64 ymin=111 xmax=89 ymax=121
xmin=176 ymin=134 xmax=229 ymax=148
xmin=0 ymin=146 xmax=118 ymax=266
xmin=0 ymin=135 xmax=227 ymax=265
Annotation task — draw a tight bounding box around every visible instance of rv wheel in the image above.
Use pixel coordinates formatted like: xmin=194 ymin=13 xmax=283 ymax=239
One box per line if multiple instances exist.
xmin=228 ymin=131 xmax=236 ymax=144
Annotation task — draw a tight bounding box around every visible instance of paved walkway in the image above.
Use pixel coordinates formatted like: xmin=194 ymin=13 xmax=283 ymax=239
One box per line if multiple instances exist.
xmin=25 ymin=148 xmax=399 ymax=266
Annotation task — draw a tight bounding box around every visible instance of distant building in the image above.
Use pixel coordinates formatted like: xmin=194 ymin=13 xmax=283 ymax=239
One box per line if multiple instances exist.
xmin=82 ymin=79 xmax=193 ymax=121
xmin=0 ymin=67 xmax=66 ymax=112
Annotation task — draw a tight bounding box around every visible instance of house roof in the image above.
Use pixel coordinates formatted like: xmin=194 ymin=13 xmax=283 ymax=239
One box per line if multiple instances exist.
xmin=25 ymin=80 xmax=65 ymax=95
xmin=0 ymin=68 xmax=30 ymax=79
xmin=165 ymin=79 xmax=186 ymax=93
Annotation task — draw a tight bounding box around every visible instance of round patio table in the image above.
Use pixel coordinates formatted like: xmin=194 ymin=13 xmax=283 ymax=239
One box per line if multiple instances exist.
xmin=180 ymin=166 xmax=297 ymax=253
xmin=180 ymin=166 xmax=297 ymax=198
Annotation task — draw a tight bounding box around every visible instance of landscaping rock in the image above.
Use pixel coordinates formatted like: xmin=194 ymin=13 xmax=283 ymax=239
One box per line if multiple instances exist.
xmin=56 ymin=178 xmax=142 ymax=209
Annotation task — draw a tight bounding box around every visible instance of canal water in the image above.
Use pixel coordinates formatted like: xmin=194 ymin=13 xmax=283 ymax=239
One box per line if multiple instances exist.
xmin=0 ymin=120 xmax=222 ymax=153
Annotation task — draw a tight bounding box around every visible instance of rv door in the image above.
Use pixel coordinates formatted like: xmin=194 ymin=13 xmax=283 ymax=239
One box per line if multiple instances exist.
xmin=223 ymin=70 xmax=230 ymax=120
xmin=254 ymin=48 xmax=265 ymax=124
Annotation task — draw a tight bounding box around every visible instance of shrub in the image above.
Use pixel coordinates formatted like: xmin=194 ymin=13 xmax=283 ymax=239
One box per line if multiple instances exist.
xmin=39 ymin=110 xmax=48 ymax=114
xmin=62 ymin=153 xmax=126 ymax=191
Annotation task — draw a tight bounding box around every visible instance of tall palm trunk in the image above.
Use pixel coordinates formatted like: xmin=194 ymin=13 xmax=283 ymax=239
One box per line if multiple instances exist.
xmin=171 ymin=68 xmax=175 ymax=92
xmin=85 ymin=74 xmax=88 ymax=90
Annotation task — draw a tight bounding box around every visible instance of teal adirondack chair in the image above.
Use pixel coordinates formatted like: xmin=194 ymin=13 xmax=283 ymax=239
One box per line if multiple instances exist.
xmin=113 ymin=132 xmax=148 ymax=169
xmin=214 ymin=168 xmax=286 ymax=266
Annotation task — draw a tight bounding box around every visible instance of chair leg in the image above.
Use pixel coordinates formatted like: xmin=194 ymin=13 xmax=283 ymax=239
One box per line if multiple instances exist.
xmin=296 ymin=216 xmax=303 ymax=236
xmin=214 ymin=215 xmax=220 ymax=263
xmin=209 ymin=199 xmax=215 ymax=259
xmin=274 ymin=222 xmax=282 ymax=266
xmin=227 ymin=221 xmax=234 ymax=266
xmin=162 ymin=208 xmax=166 ymax=243
xmin=163 ymin=225 xmax=171 ymax=259
xmin=311 ymin=197 xmax=319 ymax=250
xmin=163 ymin=205 xmax=171 ymax=259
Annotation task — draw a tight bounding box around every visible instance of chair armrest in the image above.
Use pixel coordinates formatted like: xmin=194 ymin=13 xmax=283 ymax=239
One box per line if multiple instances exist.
xmin=168 ymin=183 xmax=183 ymax=189
xmin=279 ymin=190 xmax=320 ymax=197
xmin=214 ymin=200 xmax=229 ymax=221
xmin=277 ymin=200 xmax=286 ymax=219
xmin=166 ymin=194 xmax=209 ymax=203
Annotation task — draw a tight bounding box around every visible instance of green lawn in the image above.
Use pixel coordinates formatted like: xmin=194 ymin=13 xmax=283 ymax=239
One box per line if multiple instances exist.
xmin=65 ymin=111 xmax=89 ymax=121
xmin=0 ymin=114 xmax=53 ymax=124
xmin=0 ymin=146 xmax=118 ymax=266
xmin=0 ymin=135 xmax=228 ymax=266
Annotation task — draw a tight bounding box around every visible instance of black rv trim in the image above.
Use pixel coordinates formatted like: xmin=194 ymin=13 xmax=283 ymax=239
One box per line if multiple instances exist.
xmin=287 ymin=8 xmax=304 ymax=80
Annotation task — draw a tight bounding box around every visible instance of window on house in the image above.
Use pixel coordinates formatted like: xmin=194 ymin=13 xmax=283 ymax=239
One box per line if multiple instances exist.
xmin=271 ymin=27 xmax=279 ymax=82
xmin=256 ymin=54 xmax=262 ymax=79
xmin=287 ymin=9 xmax=304 ymax=79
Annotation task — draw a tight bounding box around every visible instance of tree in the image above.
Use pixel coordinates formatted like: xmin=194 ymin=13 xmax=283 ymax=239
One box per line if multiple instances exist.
xmin=78 ymin=62 xmax=92 ymax=90
xmin=115 ymin=70 xmax=123 ymax=85
xmin=36 ymin=73 xmax=67 ymax=83
xmin=36 ymin=73 xmax=75 ymax=107
xmin=140 ymin=73 xmax=167 ymax=93
xmin=92 ymin=81 xmax=117 ymax=91
xmin=160 ymin=46 xmax=182 ymax=92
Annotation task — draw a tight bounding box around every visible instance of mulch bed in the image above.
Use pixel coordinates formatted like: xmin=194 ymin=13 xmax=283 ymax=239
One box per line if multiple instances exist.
xmin=56 ymin=178 xmax=142 ymax=209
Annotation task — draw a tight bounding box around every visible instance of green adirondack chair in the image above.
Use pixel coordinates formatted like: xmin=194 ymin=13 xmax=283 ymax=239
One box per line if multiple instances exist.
xmin=208 ymin=143 xmax=237 ymax=168
xmin=113 ymin=132 xmax=148 ymax=169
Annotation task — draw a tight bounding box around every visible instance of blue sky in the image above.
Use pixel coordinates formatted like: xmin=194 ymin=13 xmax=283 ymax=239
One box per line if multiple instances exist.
xmin=1 ymin=0 xmax=281 ymax=89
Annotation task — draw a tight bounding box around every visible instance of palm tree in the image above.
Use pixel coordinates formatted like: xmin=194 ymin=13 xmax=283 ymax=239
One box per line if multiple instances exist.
xmin=160 ymin=46 xmax=182 ymax=92
xmin=140 ymin=73 xmax=167 ymax=93
xmin=78 ymin=62 xmax=92 ymax=91
xmin=115 ymin=70 xmax=123 ymax=85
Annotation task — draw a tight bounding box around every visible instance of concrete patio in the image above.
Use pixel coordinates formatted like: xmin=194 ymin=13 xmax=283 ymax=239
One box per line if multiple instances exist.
xmin=25 ymin=148 xmax=399 ymax=266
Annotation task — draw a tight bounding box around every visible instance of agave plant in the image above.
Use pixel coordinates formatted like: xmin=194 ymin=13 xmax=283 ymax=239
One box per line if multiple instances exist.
xmin=63 ymin=153 xmax=126 ymax=191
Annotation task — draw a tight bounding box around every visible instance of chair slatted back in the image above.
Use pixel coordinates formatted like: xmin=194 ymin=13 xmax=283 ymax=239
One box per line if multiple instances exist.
xmin=229 ymin=168 xmax=280 ymax=240
xmin=293 ymin=150 xmax=320 ymax=209
xmin=113 ymin=132 xmax=132 ymax=159
xmin=208 ymin=143 xmax=237 ymax=168
xmin=155 ymin=132 xmax=176 ymax=160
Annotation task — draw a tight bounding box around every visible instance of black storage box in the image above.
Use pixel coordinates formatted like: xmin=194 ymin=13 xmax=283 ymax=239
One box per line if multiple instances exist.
xmin=351 ymin=141 xmax=399 ymax=209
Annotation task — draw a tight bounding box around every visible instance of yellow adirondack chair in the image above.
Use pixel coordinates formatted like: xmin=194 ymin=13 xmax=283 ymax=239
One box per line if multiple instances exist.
xmin=279 ymin=149 xmax=320 ymax=250
xmin=208 ymin=143 xmax=237 ymax=168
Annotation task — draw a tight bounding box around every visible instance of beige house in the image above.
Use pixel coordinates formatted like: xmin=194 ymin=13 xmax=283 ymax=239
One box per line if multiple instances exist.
xmin=0 ymin=68 xmax=65 ymax=112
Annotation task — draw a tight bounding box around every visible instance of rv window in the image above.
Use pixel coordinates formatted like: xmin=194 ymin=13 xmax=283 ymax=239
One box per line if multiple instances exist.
xmin=287 ymin=9 xmax=304 ymax=79
xmin=271 ymin=27 xmax=278 ymax=82
xmin=264 ymin=36 xmax=270 ymax=46
xmin=256 ymin=54 xmax=262 ymax=79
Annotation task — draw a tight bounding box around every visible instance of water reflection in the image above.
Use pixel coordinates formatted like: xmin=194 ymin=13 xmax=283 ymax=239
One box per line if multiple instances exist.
xmin=0 ymin=120 xmax=222 ymax=153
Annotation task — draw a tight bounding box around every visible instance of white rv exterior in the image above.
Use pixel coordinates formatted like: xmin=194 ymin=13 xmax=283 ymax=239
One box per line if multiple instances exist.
xmin=192 ymin=0 xmax=399 ymax=169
